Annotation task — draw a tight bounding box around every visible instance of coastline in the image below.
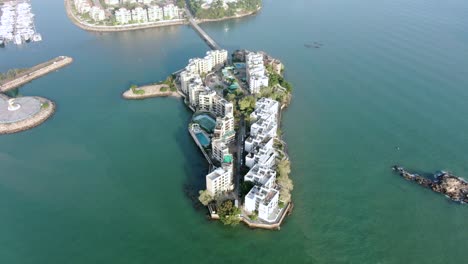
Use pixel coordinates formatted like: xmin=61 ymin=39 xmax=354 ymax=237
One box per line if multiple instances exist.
xmin=0 ymin=95 xmax=56 ymax=135
xmin=64 ymin=0 xmax=260 ymax=33
xmin=196 ymin=7 xmax=261 ymax=24
xmin=64 ymin=0 xmax=187 ymax=33
xmin=122 ymin=84 xmax=181 ymax=100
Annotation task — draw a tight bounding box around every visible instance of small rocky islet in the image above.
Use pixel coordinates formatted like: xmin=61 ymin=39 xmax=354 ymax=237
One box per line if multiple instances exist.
xmin=392 ymin=165 xmax=468 ymax=204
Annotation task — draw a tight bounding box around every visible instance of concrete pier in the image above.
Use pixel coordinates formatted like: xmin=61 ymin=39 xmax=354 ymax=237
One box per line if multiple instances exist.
xmin=0 ymin=56 xmax=73 ymax=92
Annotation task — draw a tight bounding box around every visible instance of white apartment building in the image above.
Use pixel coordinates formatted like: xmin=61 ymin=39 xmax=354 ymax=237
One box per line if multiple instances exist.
xmin=211 ymin=138 xmax=230 ymax=163
xmin=198 ymin=88 xmax=217 ymax=112
xmin=206 ymin=162 xmax=234 ymax=196
xmin=90 ymin=6 xmax=105 ymax=21
xmin=163 ymin=4 xmax=180 ymax=19
xmin=147 ymin=5 xmax=164 ymax=21
xmin=245 ymin=139 xmax=276 ymax=168
xmin=115 ymin=8 xmax=132 ymax=24
xmin=213 ymin=96 xmax=234 ymax=118
xmin=250 ymin=97 xmax=279 ymax=123
xmin=180 ymin=71 xmax=201 ymax=94
xmin=187 ymin=57 xmax=213 ymax=75
xmin=246 ymin=51 xmax=269 ymax=94
xmin=104 ymin=0 xmax=119 ymax=5
xmin=131 ymin=7 xmax=148 ymax=23
xmin=74 ymin=0 xmax=91 ymax=14
xmin=206 ymin=50 xmax=228 ymax=69
xmin=122 ymin=0 xmax=137 ymax=3
xmin=244 ymin=164 xmax=276 ymax=188
xmin=244 ymin=186 xmax=279 ymax=222
xmin=213 ymin=116 xmax=235 ymax=143
xmin=188 ymin=82 xmax=205 ymax=108
xmin=139 ymin=0 xmax=154 ymax=4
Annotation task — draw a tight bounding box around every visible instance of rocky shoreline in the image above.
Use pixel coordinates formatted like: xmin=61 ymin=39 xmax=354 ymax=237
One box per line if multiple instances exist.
xmin=0 ymin=95 xmax=56 ymax=135
xmin=122 ymin=84 xmax=181 ymax=100
xmin=392 ymin=166 xmax=468 ymax=204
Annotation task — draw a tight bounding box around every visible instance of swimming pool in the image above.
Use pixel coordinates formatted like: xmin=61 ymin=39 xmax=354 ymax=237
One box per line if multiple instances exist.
xmin=195 ymin=132 xmax=210 ymax=147
xmin=234 ymin=63 xmax=246 ymax=69
xmin=192 ymin=114 xmax=216 ymax=133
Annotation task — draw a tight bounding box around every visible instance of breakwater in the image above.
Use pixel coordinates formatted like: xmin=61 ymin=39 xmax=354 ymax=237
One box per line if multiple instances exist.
xmin=392 ymin=166 xmax=468 ymax=204
xmin=122 ymin=84 xmax=182 ymax=100
xmin=0 ymin=56 xmax=73 ymax=92
xmin=0 ymin=94 xmax=56 ymax=135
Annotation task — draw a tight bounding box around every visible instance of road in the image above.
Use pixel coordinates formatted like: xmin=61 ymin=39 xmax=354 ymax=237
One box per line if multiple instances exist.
xmin=234 ymin=114 xmax=246 ymax=198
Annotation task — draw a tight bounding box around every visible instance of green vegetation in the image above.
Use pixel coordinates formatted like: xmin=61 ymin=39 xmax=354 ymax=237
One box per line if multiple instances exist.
xmin=198 ymin=190 xmax=214 ymax=206
xmin=130 ymin=84 xmax=145 ymax=95
xmin=217 ymin=200 xmax=241 ymax=226
xmin=0 ymin=68 xmax=28 ymax=82
xmin=176 ymin=0 xmax=185 ymax=8
xmin=41 ymin=101 xmax=50 ymax=110
xmin=160 ymin=86 xmax=168 ymax=92
xmin=276 ymin=159 xmax=293 ymax=203
xmin=162 ymin=75 xmax=177 ymax=91
xmin=240 ymin=180 xmax=255 ymax=198
xmin=238 ymin=95 xmax=256 ymax=115
xmin=188 ymin=0 xmax=261 ymax=19
xmin=249 ymin=211 xmax=258 ymax=221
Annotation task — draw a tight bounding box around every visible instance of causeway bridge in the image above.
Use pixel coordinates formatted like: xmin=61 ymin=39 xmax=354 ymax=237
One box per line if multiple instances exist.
xmin=184 ymin=8 xmax=221 ymax=50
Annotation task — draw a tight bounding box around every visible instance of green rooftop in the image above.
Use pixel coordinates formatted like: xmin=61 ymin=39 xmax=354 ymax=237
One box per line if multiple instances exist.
xmin=223 ymin=154 xmax=233 ymax=163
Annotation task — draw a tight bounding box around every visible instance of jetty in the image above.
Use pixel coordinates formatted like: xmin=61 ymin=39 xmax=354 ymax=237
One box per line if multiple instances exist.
xmin=0 ymin=56 xmax=73 ymax=92
xmin=392 ymin=165 xmax=468 ymax=204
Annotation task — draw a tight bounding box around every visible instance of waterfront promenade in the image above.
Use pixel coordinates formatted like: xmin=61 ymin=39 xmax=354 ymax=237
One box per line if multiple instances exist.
xmin=0 ymin=56 xmax=73 ymax=92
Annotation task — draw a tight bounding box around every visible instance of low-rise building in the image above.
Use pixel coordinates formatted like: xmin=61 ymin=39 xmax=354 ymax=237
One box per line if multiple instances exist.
xmin=74 ymin=0 xmax=91 ymax=14
xmin=115 ymin=8 xmax=132 ymax=24
xmin=163 ymin=4 xmax=180 ymax=19
xmin=104 ymin=0 xmax=119 ymax=6
xmin=244 ymin=186 xmax=279 ymax=222
xmin=147 ymin=5 xmax=164 ymax=21
xmin=131 ymin=7 xmax=148 ymax=23
xmin=244 ymin=164 xmax=276 ymax=188
xmin=90 ymin=6 xmax=105 ymax=21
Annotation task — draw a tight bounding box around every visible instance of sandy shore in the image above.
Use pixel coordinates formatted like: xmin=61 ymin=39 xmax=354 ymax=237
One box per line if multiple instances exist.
xmin=122 ymin=84 xmax=182 ymax=100
xmin=0 ymin=95 xmax=56 ymax=135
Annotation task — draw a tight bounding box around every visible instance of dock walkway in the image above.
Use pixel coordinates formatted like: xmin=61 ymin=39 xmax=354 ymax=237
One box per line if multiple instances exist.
xmin=185 ymin=7 xmax=221 ymax=50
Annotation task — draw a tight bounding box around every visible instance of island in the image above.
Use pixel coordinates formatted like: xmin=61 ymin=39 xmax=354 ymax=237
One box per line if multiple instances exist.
xmin=65 ymin=0 xmax=262 ymax=32
xmin=122 ymin=78 xmax=181 ymax=100
xmin=392 ymin=166 xmax=468 ymax=204
xmin=126 ymin=48 xmax=294 ymax=230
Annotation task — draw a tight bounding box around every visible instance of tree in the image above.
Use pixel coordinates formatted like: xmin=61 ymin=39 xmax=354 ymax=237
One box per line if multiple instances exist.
xmin=217 ymin=200 xmax=241 ymax=226
xmin=239 ymin=95 xmax=256 ymax=114
xmin=226 ymin=93 xmax=236 ymax=102
xmin=198 ymin=190 xmax=213 ymax=206
xmin=240 ymin=180 xmax=255 ymax=198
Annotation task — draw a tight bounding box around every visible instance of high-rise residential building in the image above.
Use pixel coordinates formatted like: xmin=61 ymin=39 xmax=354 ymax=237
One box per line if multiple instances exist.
xmin=213 ymin=116 xmax=235 ymax=143
xmin=244 ymin=164 xmax=277 ymax=189
xmin=211 ymin=138 xmax=230 ymax=163
xmin=180 ymin=71 xmax=201 ymax=94
xmin=206 ymin=50 xmax=228 ymax=69
xmin=206 ymin=161 xmax=234 ymax=196
xmin=246 ymin=51 xmax=269 ymax=94
xmin=198 ymin=88 xmax=217 ymax=112
xmin=74 ymin=0 xmax=91 ymax=14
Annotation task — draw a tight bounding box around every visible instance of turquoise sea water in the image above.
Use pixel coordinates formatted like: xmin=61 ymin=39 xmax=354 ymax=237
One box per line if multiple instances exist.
xmin=1 ymin=0 xmax=467 ymax=263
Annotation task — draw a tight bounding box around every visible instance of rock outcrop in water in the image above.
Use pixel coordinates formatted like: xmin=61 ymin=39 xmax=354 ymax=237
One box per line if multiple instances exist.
xmin=392 ymin=166 xmax=468 ymax=204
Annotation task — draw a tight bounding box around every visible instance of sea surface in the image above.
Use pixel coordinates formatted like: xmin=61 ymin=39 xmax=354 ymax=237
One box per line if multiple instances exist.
xmin=1 ymin=0 xmax=467 ymax=263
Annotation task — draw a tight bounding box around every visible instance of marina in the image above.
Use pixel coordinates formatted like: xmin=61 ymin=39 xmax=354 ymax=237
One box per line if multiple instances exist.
xmin=0 ymin=0 xmax=41 ymax=46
